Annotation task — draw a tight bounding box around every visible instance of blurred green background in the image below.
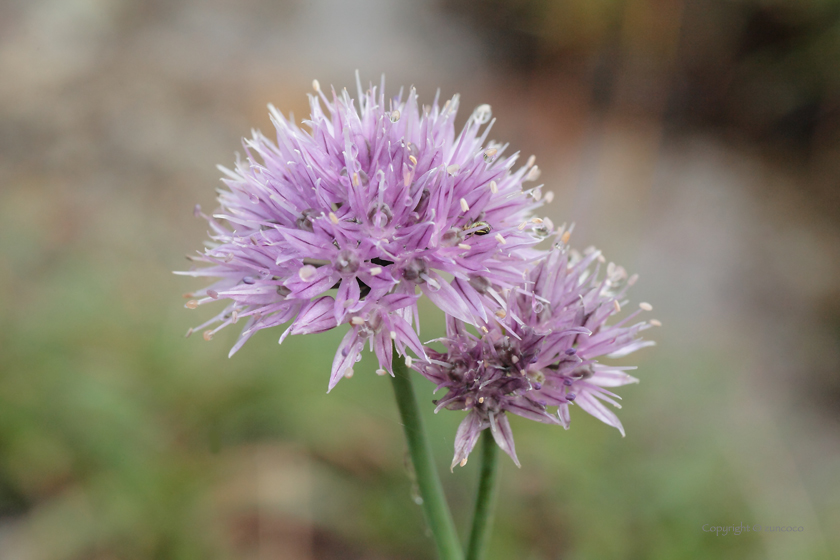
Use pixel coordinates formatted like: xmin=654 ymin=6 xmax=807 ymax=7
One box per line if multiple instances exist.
xmin=1 ymin=0 xmax=839 ymax=558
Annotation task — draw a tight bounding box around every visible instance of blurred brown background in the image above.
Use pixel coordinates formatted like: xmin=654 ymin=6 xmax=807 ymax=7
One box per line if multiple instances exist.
xmin=1 ymin=0 xmax=839 ymax=558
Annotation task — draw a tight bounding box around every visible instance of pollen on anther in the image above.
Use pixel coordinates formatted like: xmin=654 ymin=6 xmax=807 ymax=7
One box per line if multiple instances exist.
xmin=185 ymin=300 xmax=199 ymax=309
xmin=518 ymin=222 xmax=527 ymax=230
xmin=613 ymin=300 xmax=621 ymax=313
xmin=390 ymin=331 xmax=397 ymax=340
xmin=350 ymin=316 xmax=365 ymax=325
xmin=458 ymin=243 xmax=471 ymax=250
xmin=459 ymin=458 xmax=468 ymax=467
xmin=447 ymin=164 xmax=460 ymax=175
xmin=390 ymin=109 xmax=400 ymax=123
xmin=405 ymin=356 xmax=413 ymax=368
xmin=376 ymin=368 xmax=388 ymax=376
xmin=544 ymin=191 xmax=555 ymax=203
xmin=329 ymin=212 xmax=339 ymax=224
xmin=478 ymin=397 xmax=485 ymax=404
xmin=409 ymin=155 xmax=418 ymax=166
xmin=203 ymin=330 xmax=214 ymax=341
xmin=495 ymin=233 xmax=506 ymax=244
xmin=480 ymin=326 xmax=489 ymax=333
xmin=650 ymin=319 xmax=662 ymax=327
xmin=369 ymin=266 xmax=383 ymax=276
xmin=299 ymin=265 xmax=316 ymax=281
xmin=561 ymin=231 xmax=571 ymax=244
xmin=312 ymin=79 xmax=320 ymax=92
xmin=489 ymin=180 xmax=498 ymax=194
xmin=344 ymin=368 xmax=354 ymax=378
xmin=639 ymin=302 xmax=653 ymax=311
xmin=460 ymin=198 xmax=470 ymax=212
xmin=352 ymin=172 xmax=359 ymax=186
xmin=185 ymin=328 xmax=193 ymax=338
xmin=532 ymin=217 xmax=543 ymax=224
xmin=495 ymin=309 xmax=507 ymax=318
xmin=526 ymin=155 xmax=536 ymax=167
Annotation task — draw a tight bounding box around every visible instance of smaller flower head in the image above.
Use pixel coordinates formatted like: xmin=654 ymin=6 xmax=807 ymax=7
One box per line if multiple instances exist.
xmin=414 ymin=231 xmax=657 ymax=469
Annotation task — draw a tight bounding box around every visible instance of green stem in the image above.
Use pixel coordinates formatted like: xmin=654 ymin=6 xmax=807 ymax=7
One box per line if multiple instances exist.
xmin=465 ymin=429 xmax=500 ymax=560
xmin=390 ymin=352 xmax=463 ymax=560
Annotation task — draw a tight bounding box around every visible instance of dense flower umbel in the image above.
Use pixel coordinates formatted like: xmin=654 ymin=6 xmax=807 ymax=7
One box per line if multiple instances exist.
xmin=177 ymin=76 xmax=550 ymax=390
xmin=414 ymin=231 xmax=657 ymax=468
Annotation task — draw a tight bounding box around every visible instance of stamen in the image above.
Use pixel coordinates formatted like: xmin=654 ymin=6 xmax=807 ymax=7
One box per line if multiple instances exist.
xmin=526 ymin=155 xmax=536 ymax=167
xmin=344 ymin=368 xmax=354 ymax=378
xmin=483 ymin=148 xmax=497 ymax=161
xmin=329 ymin=212 xmax=339 ymax=224
xmin=405 ymin=356 xmax=413 ymax=368
xmin=532 ymin=217 xmax=543 ymax=224
xmin=544 ymin=191 xmax=555 ymax=203
xmin=203 ymin=330 xmax=213 ymax=341
xmin=457 ymin=243 xmax=471 ymax=250
xmin=460 ymin=198 xmax=470 ymax=212
xmin=299 ymin=265 xmax=316 ymax=281
xmin=613 ymin=300 xmax=621 ymax=313
xmin=472 ymin=104 xmax=492 ymax=124
xmin=312 ymin=79 xmax=320 ymax=92
xmin=495 ymin=309 xmax=507 ymax=318
xmin=518 ymin=222 xmax=527 ymax=230
xmin=526 ymin=166 xmax=541 ymax=181
xmin=185 ymin=300 xmax=199 ymax=309
xmin=390 ymin=331 xmax=397 ymax=340
xmin=352 ymin=172 xmax=359 ymax=186
xmin=460 ymin=458 xmax=468 ymax=467
xmin=489 ymin=180 xmax=498 ymax=194
xmin=650 ymin=319 xmax=662 ymax=327
xmin=376 ymin=368 xmax=388 ymax=376
xmin=495 ymin=233 xmax=506 ymax=244
xmin=409 ymin=155 xmax=418 ymax=166
xmin=639 ymin=302 xmax=653 ymax=311
xmin=628 ymin=274 xmax=639 ymax=286
xmin=561 ymin=231 xmax=571 ymax=244
xmin=390 ymin=110 xmax=400 ymax=123
xmin=350 ymin=316 xmax=365 ymax=325
xmin=446 ymin=164 xmax=460 ymax=175
xmin=478 ymin=397 xmax=485 ymax=404
xmin=185 ymin=328 xmax=193 ymax=338
xmin=369 ymin=266 xmax=383 ymax=275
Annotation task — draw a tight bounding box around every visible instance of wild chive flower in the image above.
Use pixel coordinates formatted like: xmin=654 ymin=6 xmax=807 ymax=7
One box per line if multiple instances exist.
xmin=414 ymin=231 xmax=657 ymax=468
xmin=177 ymin=75 xmax=550 ymax=390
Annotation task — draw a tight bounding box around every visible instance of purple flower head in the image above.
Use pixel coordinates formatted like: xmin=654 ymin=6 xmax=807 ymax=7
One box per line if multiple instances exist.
xmin=177 ymin=75 xmax=550 ymax=390
xmin=414 ymin=231 xmax=657 ymax=469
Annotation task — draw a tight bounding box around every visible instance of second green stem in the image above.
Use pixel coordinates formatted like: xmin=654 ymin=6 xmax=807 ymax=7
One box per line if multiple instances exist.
xmin=465 ymin=429 xmax=500 ymax=560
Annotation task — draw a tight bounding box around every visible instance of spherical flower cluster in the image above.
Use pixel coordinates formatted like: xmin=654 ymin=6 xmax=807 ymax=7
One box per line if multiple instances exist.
xmin=178 ymin=76 xmax=550 ymax=390
xmin=414 ymin=232 xmax=657 ymax=469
